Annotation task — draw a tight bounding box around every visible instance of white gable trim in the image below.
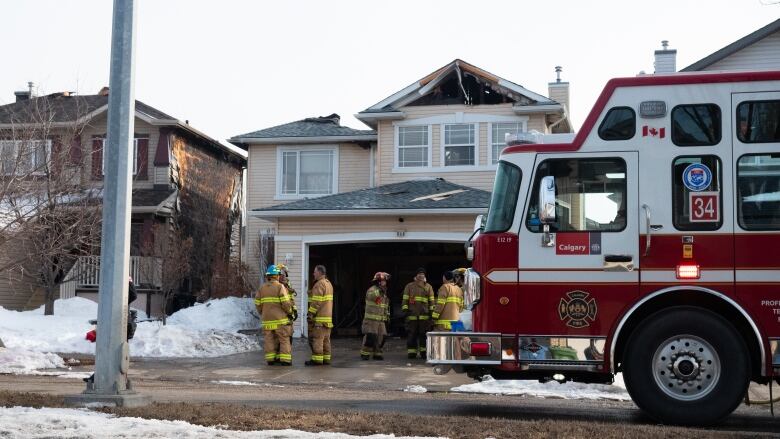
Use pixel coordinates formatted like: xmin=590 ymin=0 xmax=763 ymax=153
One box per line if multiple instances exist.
xmin=393 ymin=113 xmax=528 ymax=127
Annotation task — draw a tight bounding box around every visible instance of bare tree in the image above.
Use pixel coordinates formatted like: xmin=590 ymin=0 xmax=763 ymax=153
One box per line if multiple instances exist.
xmin=0 ymin=92 xmax=102 ymax=315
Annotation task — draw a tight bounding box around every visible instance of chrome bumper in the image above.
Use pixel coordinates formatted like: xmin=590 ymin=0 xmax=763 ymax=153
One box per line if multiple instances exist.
xmin=426 ymin=331 xmax=502 ymax=365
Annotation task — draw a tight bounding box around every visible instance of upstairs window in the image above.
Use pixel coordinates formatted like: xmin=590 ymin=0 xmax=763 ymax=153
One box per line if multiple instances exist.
xmin=737 ymin=154 xmax=780 ymax=230
xmin=0 ymin=140 xmax=50 ymax=175
xmin=671 ymin=104 xmax=721 ymax=146
xmin=598 ymin=107 xmax=635 ymax=141
xmin=443 ymin=123 xmax=476 ymax=166
xmin=737 ymin=100 xmax=780 ymax=143
xmin=491 ymin=122 xmax=523 ymax=165
xmin=397 ymin=126 xmax=429 ymax=168
xmin=279 ymin=148 xmax=336 ymax=197
xmin=102 ymin=138 xmax=139 ymax=175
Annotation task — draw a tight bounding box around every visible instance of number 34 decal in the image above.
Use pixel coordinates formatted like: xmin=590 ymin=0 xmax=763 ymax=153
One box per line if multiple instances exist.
xmin=689 ymin=191 xmax=720 ymax=223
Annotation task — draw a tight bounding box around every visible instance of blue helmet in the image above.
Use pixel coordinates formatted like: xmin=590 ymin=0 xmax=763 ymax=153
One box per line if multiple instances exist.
xmin=265 ymin=265 xmax=281 ymax=276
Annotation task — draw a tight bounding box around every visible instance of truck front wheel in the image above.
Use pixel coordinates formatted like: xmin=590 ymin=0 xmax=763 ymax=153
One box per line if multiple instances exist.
xmin=623 ymin=307 xmax=749 ymax=425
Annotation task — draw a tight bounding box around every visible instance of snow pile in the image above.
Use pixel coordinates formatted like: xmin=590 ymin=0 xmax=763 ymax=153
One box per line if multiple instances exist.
xmin=403 ymin=385 xmax=428 ymax=393
xmin=166 ymin=296 xmax=257 ymax=332
xmin=0 ymin=347 xmax=64 ymax=374
xmin=0 ymin=406 xmax=443 ymax=438
xmin=0 ymin=296 xmax=260 ymax=362
xmin=451 ymin=375 xmax=631 ymax=401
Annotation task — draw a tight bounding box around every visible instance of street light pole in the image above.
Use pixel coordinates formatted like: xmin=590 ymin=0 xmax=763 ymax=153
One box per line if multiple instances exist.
xmin=65 ymin=0 xmax=149 ymax=407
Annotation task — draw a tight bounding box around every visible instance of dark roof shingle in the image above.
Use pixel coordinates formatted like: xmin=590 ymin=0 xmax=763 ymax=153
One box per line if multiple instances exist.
xmin=254 ymin=179 xmax=490 ymax=213
xmin=232 ymin=114 xmax=375 ymax=140
xmin=0 ymin=93 xmax=174 ymax=124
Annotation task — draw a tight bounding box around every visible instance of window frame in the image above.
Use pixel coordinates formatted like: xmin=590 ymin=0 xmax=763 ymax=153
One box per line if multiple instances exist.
xmin=275 ymin=144 xmax=339 ymax=200
xmin=487 ymin=121 xmax=527 ymax=166
xmin=102 ymin=138 xmax=139 ymax=176
xmin=670 ymin=155 xmax=723 ymax=232
xmin=525 ymin=156 xmax=628 ymax=233
xmin=736 ymin=99 xmax=780 ymax=144
xmin=736 ymin=152 xmax=780 ymax=231
xmin=597 ymin=106 xmax=636 ymax=141
xmin=394 ymin=125 xmax=432 ymax=169
xmin=440 ymin=123 xmax=479 ymax=168
xmin=670 ymin=103 xmax=722 ymax=147
xmin=0 ymin=139 xmax=51 ymax=176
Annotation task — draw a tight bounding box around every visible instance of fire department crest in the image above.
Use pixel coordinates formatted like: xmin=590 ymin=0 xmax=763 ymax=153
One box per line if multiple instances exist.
xmin=558 ymin=290 xmax=598 ymax=328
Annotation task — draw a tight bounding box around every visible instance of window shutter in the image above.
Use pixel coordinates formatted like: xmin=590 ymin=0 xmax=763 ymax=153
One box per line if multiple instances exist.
xmin=136 ymin=137 xmax=148 ymax=179
xmin=51 ymin=136 xmax=62 ymax=176
xmin=91 ymin=137 xmax=103 ymax=180
xmin=69 ymin=135 xmax=82 ymax=166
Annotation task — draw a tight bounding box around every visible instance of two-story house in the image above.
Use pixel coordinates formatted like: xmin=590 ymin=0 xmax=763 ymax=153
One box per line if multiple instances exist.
xmin=0 ymin=87 xmax=246 ymax=316
xmin=230 ymin=59 xmax=572 ymax=336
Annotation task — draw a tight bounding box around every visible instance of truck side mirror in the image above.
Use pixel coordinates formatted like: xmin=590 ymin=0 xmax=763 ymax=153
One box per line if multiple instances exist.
xmin=539 ymin=176 xmax=557 ymax=224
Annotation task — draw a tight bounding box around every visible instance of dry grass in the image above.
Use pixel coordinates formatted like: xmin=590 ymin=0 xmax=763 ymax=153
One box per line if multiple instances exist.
xmin=0 ymin=390 xmax=767 ymax=438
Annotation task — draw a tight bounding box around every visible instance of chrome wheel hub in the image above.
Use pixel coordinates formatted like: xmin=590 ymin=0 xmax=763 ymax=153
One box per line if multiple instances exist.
xmin=652 ymin=335 xmax=721 ymax=401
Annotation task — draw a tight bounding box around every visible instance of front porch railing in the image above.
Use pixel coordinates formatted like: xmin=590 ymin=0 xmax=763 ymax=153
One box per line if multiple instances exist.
xmin=60 ymin=255 xmax=162 ymax=299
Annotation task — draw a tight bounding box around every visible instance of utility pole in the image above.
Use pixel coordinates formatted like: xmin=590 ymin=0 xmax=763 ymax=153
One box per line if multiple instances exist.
xmin=65 ymin=0 xmax=149 ymax=407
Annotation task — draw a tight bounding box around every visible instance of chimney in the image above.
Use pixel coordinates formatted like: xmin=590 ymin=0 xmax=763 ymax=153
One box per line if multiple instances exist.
xmin=548 ymin=65 xmax=570 ymax=116
xmin=14 ymin=81 xmax=34 ymax=102
xmin=654 ymin=40 xmax=677 ymax=74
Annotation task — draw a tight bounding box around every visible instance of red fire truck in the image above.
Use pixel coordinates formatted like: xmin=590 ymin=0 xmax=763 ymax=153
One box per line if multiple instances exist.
xmin=427 ymin=71 xmax=780 ymax=425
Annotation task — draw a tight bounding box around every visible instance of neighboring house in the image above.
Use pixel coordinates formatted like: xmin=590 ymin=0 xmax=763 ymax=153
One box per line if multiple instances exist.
xmin=230 ymin=59 xmax=573 ymax=336
xmin=0 ymin=87 xmax=246 ymax=315
xmin=681 ymin=18 xmax=780 ymax=72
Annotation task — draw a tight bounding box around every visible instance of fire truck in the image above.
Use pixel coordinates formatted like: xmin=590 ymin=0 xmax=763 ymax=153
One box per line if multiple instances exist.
xmin=427 ymin=71 xmax=780 ymax=425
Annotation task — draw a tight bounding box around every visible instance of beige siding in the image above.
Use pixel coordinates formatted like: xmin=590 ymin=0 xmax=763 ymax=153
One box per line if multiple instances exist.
xmin=154 ymin=166 xmax=169 ymax=185
xmin=0 ymin=238 xmax=44 ymax=310
xmin=246 ymin=144 xmax=277 ymax=210
xmin=337 ymin=143 xmax=371 ymax=193
xmin=376 ymin=104 xmax=548 ymax=190
xmin=705 ymin=32 xmax=780 ymax=71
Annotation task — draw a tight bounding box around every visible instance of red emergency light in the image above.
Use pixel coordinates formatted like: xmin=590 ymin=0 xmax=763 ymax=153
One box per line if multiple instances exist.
xmin=470 ymin=342 xmax=492 ymax=357
xmin=676 ymin=263 xmax=700 ymax=279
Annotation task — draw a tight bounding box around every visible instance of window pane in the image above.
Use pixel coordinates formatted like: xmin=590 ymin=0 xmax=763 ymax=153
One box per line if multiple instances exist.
xmin=444 ymin=124 xmax=474 ymax=145
xmin=737 ymin=100 xmax=780 ymax=143
xmin=737 ymin=154 xmax=780 ymax=230
xmin=598 ymin=107 xmax=636 ymax=141
xmin=492 ymin=123 xmax=522 ymax=164
xmin=299 ymin=150 xmax=333 ymax=195
xmin=484 ymin=162 xmax=522 ymax=233
xmin=672 ymin=156 xmax=722 ymax=231
xmin=672 ymin=104 xmax=721 ymax=146
xmin=399 ymin=126 xmax=427 ymax=146
xmin=0 ymin=141 xmax=14 ymax=174
xmin=281 ymin=151 xmax=297 ymax=195
xmin=398 ymin=146 xmax=427 ymax=167
xmin=526 ymin=158 xmax=627 ymax=232
xmin=444 ymin=145 xmax=475 ymax=166
xmin=33 ymin=141 xmax=47 ymax=172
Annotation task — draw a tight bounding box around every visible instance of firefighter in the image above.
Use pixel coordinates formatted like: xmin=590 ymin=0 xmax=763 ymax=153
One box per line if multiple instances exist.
xmin=432 ymin=270 xmax=465 ymax=331
xmin=306 ymin=264 xmax=333 ymax=366
xmin=277 ymin=264 xmax=299 ymax=346
xmin=401 ymin=268 xmax=435 ymax=359
xmin=255 ymin=265 xmax=294 ymax=366
xmin=452 ymin=267 xmax=467 ymax=290
xmin=361 ymin=272 xmax=391 ymax=360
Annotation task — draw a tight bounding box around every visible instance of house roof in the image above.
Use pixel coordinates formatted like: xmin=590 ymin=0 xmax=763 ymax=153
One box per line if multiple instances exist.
xmin=681 ymin=18 xmax=780 ymax=71
xmin=228 ymin=114 xmax=376 ymax=147
xmin=355 ymin=59 xmax=562 ymax=128
xmin=0 ymin=92 xmax=247 ymax=163
xmin=251 ymin=178 xmax=490 ymax=218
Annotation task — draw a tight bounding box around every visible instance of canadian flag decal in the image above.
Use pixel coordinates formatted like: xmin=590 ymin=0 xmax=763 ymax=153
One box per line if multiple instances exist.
xmin=642 ymin=125 xmax=666 ymax=138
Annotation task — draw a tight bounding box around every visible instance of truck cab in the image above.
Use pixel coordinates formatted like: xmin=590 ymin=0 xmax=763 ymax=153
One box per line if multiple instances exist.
xmin=428 ymin=71 xmax=780 ymax=425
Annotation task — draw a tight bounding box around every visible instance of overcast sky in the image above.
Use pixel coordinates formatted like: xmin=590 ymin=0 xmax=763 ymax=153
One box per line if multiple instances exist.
xmin=1 ymin=1 xmax=777 ymax=143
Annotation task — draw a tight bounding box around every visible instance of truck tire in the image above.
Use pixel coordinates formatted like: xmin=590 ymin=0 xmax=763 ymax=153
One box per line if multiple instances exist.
xmin=623 ymin=306 xmax=749 ymax=425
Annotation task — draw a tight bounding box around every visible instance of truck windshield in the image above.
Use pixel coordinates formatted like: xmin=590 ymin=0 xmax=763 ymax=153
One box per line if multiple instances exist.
xmin=484 ymin=161 xmax=522 ymax=233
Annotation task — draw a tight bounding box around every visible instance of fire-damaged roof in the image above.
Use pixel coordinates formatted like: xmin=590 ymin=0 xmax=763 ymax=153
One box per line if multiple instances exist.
xmin=228 ymin=114 xmax=376 ymax=147
xmin=250 ymin=179 xmax=490 ymax=218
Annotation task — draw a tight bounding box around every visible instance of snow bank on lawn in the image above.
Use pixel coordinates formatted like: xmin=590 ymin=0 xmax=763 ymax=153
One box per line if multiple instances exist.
xmin=0 ymin=347 xmax=64 ymax=373
xmin=451 ymin=375 xmax=631 ymax=401
xmin=166 ymin=296 xmax=258 ymax=332
xmin=0 ymin=296 xmax=260 ymax=362
xmin=0 ymin=406 xmax=443 ymax=438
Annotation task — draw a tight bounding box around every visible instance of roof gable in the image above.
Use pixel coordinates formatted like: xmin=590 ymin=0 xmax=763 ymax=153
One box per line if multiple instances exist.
xmin=359 ymin=59 xmax=554 ymax=114
xmin=681 ymin=18 xmax=780 ymax=71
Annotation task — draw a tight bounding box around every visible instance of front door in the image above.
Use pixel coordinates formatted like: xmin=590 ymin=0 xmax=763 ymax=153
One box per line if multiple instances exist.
xmin=517 ymin=152 xmax=639 ymax=336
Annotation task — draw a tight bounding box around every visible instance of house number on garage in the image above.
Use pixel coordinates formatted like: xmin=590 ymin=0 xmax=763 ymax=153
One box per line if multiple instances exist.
xmin=396 ymin=230 xmax=406 ymax=238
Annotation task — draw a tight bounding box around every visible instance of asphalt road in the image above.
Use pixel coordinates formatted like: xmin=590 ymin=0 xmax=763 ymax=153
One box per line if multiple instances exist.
xmin=1 ymin=337 xmax=778 ymax=436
